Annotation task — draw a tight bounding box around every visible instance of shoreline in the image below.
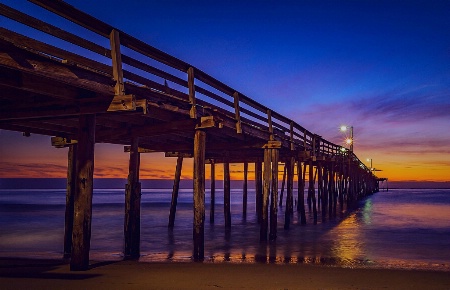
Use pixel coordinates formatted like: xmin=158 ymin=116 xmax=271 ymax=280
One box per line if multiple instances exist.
xmin=1 ymin=257 xmax=450 ymax=290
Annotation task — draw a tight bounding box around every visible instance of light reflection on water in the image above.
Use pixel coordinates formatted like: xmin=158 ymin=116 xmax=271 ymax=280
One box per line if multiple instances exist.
xmin=1 ymin=188 xmax=450 ymax=271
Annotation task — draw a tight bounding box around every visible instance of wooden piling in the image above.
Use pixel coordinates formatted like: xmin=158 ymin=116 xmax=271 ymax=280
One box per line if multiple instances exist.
xmin=224 ymin=159 xmax=231 ymax=229
xmin=279 ymin=164 xmax=286 ymax=208
xmin=260 ymin=149 xmax=271 ymax=241
xmin=64 ymin=144 xmax=77 ymax=259
xmin=70 ymin=114 xmax=95 ymax=271
xmin=255 ymin=158 xmax=263 ymax=223
xmin=308 ymin=160 xmax=317 ymax=224
xmin=209 ymin=160 xmax=215 ymax=224
xmin=168 ymin=156 xmax=183 ymax=228
xmin=243 ymin=161 xmax=248 ymax=218
xmin=193 ymin=130 xmax=206 ymax=261
xmin=124 ymin=137 xmax=141 ymax=259
xmin=284 ymin=157 xmax=294 ymax=229
xmin=298 ymin=161 xmax=307 ymax=224
xmin=269 ymin=149 xmax=279 ymax=241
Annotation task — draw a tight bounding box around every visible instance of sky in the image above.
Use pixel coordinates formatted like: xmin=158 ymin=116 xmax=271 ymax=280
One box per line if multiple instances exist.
xmin=0 ymin=0 xmax=449 ymax=183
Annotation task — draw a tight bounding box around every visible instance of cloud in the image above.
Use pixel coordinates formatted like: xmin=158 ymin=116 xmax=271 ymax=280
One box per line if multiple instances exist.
xmin=349 ymin=86 xmax=450 ymax=124
xmin=0 ymin=162 xmax=68 ymax=178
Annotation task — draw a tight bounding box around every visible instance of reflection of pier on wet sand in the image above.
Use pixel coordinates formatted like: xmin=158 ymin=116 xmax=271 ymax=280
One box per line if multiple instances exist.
xmin=0 ymin=1 xmax=383 ymax=270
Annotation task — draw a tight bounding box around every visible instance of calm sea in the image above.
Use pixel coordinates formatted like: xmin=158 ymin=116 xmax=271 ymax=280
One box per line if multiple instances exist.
xmin=1 ymin=186 xmax=449 ymax=271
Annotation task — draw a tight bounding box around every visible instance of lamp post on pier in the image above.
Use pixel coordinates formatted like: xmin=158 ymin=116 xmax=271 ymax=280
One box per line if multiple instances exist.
xmin=367 ymin=158 xmax=373 ymax=171
xmin=340 ymin=125 xmax=353 ymax=152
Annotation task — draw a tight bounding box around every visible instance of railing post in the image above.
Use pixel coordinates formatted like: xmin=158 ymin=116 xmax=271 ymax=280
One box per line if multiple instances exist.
xmin=188 ymin=67 xmax=197 ymax=119
xmin=233 ymin=92 xmax=242 ymax=134
xmin=267 ymin=109 xmax=273 ymax=140
xmin=110 ymin=29 xmax=125 ymax=96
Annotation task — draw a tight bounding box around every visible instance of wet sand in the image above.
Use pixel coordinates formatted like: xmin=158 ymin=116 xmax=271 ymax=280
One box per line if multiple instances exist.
xmin=1 ymin=258 xmax=449 ymax=289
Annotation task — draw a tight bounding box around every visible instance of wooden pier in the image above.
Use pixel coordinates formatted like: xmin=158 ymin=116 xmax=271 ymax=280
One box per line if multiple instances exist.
xmin=0 ymin=1 xmax=382 ymax=270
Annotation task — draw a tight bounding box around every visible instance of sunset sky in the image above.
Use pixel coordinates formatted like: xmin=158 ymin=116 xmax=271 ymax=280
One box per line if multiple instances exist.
xmin=1 ymin=0 xmax=449 ymax=182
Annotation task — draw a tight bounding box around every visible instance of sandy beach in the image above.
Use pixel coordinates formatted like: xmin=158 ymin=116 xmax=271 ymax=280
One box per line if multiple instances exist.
xmin=1 ymin=258 xmax=449 ymax=290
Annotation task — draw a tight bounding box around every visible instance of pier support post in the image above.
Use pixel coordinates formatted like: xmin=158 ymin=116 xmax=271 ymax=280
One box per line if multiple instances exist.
xmin=297 ymin=161 xmax=307 ymax=224
xmin=279 ymin=164 xmax=286 ymax=208
xmin=284 ymin=157 xmax=294 ymax=229
xmin=210 ymin=160 xmax=215 ymax=224
xmin=261 ymin=141 xmax=281 ymax=241
xmin=243 ymin=161 xmax=248 ymax=218
xmin=193 ymin=130 xmax=206 ymax=260
xmin=71 ymin=114 xmax=95 ymax=271
xmin=64 ymin=144 xmax=77 ymax=259
xmin=224 ymin=158 xmax=231 ymax=228
xmin=260 ymin=148 xmax=271 ymax=241
xmin=124 ymin=137 xmax=141 ymax=259
xmin=168 ymin=156 xmax=183 ymax=228
xmin=269 ymin=149 xmax=279 ymax=240
xmin=255 ymin=158 xmax=263 ymax=223
xmin=308 ymin=160 xmax=317 ymax=224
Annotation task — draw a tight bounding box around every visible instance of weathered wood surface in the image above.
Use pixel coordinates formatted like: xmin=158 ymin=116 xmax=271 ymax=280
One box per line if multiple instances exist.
xmin=70 ymin=114 xmax=95 ymax=271
xmin=168 ymin=156 xmax=183 ymax=228
xmin=124 ymin=137 xmax=141 ymax=259
xmin=193 ymin=130 xmax=206 ymax=261
xmin=64 ymin=144 xmax=77 ymax=259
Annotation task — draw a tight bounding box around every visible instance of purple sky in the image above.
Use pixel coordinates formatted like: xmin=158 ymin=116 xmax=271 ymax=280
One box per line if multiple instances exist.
xmin=1 ymin=0 xmax=449 ymax=181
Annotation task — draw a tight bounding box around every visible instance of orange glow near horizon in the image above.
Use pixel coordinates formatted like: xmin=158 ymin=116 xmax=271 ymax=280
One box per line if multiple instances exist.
xmin=0 ymin=131 xmax=449 ymax=182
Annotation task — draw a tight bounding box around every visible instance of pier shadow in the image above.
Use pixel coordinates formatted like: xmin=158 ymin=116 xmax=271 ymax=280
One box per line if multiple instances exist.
xmin=0 ymin=257 xmax=101 ymax=280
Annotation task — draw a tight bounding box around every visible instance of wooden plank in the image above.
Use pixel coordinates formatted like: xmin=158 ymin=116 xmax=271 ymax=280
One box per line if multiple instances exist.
xmin=0 ymin=41 xmax=115 ymax=96
xmin=0 ymin=28 xmax=112 ymax=76
xmin=168 ymin=156 xmax=183 ymax=228
xmin=107 ymin=94 xmax=136 ymax=112
xmin=165 ymin=152 xmax=193 ymax=158
xmin=193 ymin=129 xmax=206 ymax=261
xmin=51 ymin=136 xmax=78 ymax=148
xmin=0 ymin=5 xmax=110 ymax=60
xmin=70 ymin=114 xmax=95 ymax=271
xmin=262 ymin=141 xmax=282 ymax=149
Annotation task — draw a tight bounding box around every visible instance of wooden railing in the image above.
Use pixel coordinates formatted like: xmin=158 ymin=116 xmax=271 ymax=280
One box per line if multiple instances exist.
xmin=0 ymin=0 xmax=374 ymax=176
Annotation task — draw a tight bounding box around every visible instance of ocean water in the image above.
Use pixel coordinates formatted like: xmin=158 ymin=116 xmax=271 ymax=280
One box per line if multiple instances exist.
xmin=0 ymin=187 xmax=449 ymax=271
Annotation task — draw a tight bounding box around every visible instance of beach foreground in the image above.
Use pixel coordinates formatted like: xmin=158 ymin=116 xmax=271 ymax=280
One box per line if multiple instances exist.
xmin=1 ymin=258 xmax=449 ymax=290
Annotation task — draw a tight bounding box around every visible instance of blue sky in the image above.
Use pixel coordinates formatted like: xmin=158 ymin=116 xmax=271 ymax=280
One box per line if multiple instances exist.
xmin=1 ymin=0 xmax=449 ymax=181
